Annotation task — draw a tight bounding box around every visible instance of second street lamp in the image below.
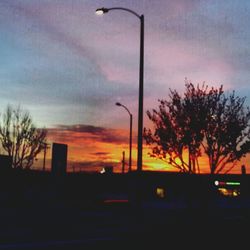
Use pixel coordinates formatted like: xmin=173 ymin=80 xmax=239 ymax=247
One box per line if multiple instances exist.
xmin=95 ymin=7 xmax=144 ymax=172
xmin=116 ymin=102 xmax=133 ymax=172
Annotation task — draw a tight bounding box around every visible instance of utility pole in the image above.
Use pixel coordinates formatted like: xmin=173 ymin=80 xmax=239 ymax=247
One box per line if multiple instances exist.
xmin=42 ymin=142 xmax=50 ymax=171
xmin=122 ymin=151 xmax=125 ymax=174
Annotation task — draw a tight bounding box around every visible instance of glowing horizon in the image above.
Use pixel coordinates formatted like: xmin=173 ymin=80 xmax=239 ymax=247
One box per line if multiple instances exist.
xmin=32 ymin=124 xmax=248 ymax=174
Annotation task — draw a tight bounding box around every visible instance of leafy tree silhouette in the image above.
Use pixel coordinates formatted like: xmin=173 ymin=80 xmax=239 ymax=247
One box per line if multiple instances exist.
xmin=0 ymin=105 xmax=47 ymax=169
xmin=144 ymin=81 xmax=250 ymax=174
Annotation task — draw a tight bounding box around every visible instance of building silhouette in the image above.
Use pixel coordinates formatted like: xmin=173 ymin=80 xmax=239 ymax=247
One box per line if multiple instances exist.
xmin=51 ymin=143 xmax=68 ymax=175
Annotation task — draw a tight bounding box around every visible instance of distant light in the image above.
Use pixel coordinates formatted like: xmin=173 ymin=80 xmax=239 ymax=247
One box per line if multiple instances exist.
xmin=156 ymin=187 xmax=165 ymax=198
xmin=226 ymin=181 xmax=240 ymax=186
xmin=214 ymin=180 xmax=240 ymax=186
xmin=100 ymin=167 xmax=105 ymax=174
xmin=233 ymin=191 xmax=239 ymax=196
xmin=103 ymin=199 xmax=129 ymax=203
xmin=218 ymin=188 xmax=240 ymax=197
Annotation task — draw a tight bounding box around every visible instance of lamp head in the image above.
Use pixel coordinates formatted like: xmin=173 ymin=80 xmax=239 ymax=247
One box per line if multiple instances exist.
xmin=95 ymin=8 xmax=109 ymax=15
xmin=115 ymin=102 xmax=122 ymax=106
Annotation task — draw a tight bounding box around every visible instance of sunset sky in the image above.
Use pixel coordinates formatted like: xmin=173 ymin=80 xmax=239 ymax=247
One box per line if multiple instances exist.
xmin=1 ymin=0 xmax=250 ymax=173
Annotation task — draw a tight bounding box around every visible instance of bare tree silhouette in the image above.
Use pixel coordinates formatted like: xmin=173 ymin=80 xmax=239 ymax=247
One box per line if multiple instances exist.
xmin=144 ymin=81 xmax=250 ymax=174
xmin=0 ymin=105 xmax=47 ymax=169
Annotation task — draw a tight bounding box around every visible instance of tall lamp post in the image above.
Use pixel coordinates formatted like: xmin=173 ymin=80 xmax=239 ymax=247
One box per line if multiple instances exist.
xmin=96 ymin=7 xmax=144 ymax=172
xmin=116 ymin=102 xmax=133 ymax=172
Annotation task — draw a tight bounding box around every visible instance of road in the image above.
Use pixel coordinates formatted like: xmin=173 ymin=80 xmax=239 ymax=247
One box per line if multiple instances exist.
xmin=0 ymin=198 xmax=249 ymax=249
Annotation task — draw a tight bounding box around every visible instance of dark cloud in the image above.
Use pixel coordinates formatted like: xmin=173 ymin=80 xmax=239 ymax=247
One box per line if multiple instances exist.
xmin=48 ymin=124 xmax=132 ymax=144
xmin=57 ymin=124 xmax=106 ymax=134
xmin=91 ymin=152 xmax=111 ymax=161
xmin=92 ymin=152 xmax=110 ymax=156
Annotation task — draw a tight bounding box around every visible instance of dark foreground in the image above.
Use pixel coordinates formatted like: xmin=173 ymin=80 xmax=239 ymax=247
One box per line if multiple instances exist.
xmin=0 ymin=171 xmax=250 ymax=249
xmin=1 ymin=201 xmax=250 ymax=249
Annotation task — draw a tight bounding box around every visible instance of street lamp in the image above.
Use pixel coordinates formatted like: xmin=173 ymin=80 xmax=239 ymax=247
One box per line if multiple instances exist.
xmin=116 ymin=102 xmax=133 ymax=172
xmin=96 ymin=7 xmax=144 ymax=172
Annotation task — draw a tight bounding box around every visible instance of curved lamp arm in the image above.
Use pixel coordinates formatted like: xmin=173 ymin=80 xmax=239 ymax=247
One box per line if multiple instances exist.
xmin=115 ymin=102 xmax=132 ymax=116
xmin=96 ymin=7 xmax=142 ymax=19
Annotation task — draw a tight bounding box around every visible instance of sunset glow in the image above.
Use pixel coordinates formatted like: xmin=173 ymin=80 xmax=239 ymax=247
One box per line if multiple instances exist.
xmin=31 ymin=124 xmax=249 ymax=174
